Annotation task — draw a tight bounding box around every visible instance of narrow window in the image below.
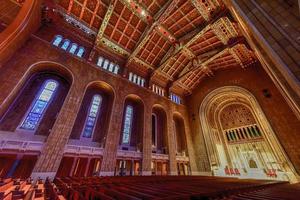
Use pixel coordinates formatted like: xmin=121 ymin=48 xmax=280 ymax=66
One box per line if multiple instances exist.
xmin=76 ymin=47 xmax=85 ymax=57
xmin=133 ymin=74 xmax=137 ymax=83
xmin=113 ymin=65 xmax=119 ymax=74
xmin=97 ymin=56 xmax=104 ymax=67
xmin=129 ymin=72 xmax=133 ymax=81
xmin=61 ymin=39 xmax=70 ymax=50
xmin=137 ymin=76 xmax=141 ymax=86
xmin=82 ymin=95 xmax=102 ymax=138
xmin=122 ymin=105 xmax=133 ymax=144
xmin=69 ymin=43 xmax=78 ymax=54
xmin=52 ymin=35 xmax=63 ymax=46
xmin=103 ymin=59 xmax=109 ymax=69
xmin=108 ymin=62 xmax=114 ymax=72
xmin=20 ymin=80 xmax=58 ymax=130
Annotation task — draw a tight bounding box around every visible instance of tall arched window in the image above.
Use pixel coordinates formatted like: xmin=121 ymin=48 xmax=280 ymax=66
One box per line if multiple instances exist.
xmin=52 ymin=35 xmax=63 ymax=46
xmin=20 ymin=80 xmax=58 ymax=130
xmin=82 ymin=94 xmax=102 ymax=138
xmin=69 ymin=43 xmax=78 ymax=54
xmin=122 ymin=105 xmax=133 ymax=144
xmin=76 ymin=46 xmax=85 ymax=57
xmin=61 ymin=39 xmax=70 ymax=50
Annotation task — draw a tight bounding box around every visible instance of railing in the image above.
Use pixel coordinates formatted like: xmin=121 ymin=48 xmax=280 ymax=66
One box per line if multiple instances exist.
xmin=64 ymin=144 xmax=104 ymax=156
xmin=0 ymin=139 xmax=43 ymax=152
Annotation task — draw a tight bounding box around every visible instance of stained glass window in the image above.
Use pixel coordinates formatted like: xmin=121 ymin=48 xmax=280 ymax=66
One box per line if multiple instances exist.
xmin=69 ymin=43 xmax=78 ymax=54
xmin=82 ymin=94 xmax=102 ymax=138
xmin=20 ymin=80 xmax=58 ymax=130
xmin=122 ymin=105 xmax=133 ymax=144
xmin=76 ymin=46 xmax=85 ymax=57
xmin=53 ymin=35 xmax=63 ymax=46
xmin=61 ymin=39 xmax=70 ymax=50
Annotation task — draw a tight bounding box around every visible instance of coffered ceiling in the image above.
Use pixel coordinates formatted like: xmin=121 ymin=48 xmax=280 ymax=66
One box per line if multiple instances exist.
xmin=55 ymin=0 xmax=257 ymax=95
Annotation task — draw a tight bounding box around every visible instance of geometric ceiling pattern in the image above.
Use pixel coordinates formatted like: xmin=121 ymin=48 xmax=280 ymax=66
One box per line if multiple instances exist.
xmin=56 ymin=0 xmax=257 ymax=95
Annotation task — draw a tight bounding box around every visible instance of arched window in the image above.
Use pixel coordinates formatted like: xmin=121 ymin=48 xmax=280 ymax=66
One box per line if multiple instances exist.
xmin=103 ymin=59 xmax=109 ymax=69
xmin=52 ymin=35 xmax=63 ymax=46
xmin=69 ymin=43 xmax=78 ymax=54
xmin=113 ymin=65 xmax=119 ymax=74
xmin=82 ymin=95 xmax=102 ymax=138
xmin=20 ymin=80 xmax=58 ymax=130
xmin=141 ymin=79 xmax=145 ymax=87
xmin=129 ymin=72 xmax=133 ymax=81
xmin=137 ymin=76 xmax=141 ymax=86
xmin=61 ymin=39 xmax=70 ymax=50
xmin=97 ymin=56 xmax=104 ymax=67
xmin=108 ymin=62 xmax=115 ymax=72
xmin=76 ymin=46 xmax=85 ymax=57
xmin=122 ymin=105 xmax=133 ymax=144
xmin=133 ymin=74 xmax=137 ymax=83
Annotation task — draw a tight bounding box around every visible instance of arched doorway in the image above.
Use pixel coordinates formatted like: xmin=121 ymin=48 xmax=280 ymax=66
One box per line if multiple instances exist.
xmin=200 ymin=86 xmax=298 ymax=182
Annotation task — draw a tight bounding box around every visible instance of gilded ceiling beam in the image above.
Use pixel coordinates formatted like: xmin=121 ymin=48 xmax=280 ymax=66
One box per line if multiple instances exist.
xmin=191 ymin=0 xmax=221 ymax=21
xmin=154 ymin=24 xmax=212 ymax=74
xmin=95 ymin=1 xmax=115 ymax=45
xmin=99 ymin=37 xmax=130 ymax=57
xmin=118 ymin=0 xmax=151 ymax=23
xmin=173 ymin=48 xmax=228 ymax=85
xmin=211 ymin=17 xmax=239 ymax=45
xmin=126 ymin=0 xmax=178 ymax=65
xmin=131 ymin=57 xmax=155 ymax=70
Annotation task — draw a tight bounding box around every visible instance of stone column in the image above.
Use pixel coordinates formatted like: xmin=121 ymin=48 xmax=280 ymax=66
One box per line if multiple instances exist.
xmin=166 ymin=106 xmax=177 ymax=175
xmin=142 ymin=105 xmax=152 ymax=175
xmin=31 ymin=81 xmax=86 ymax=180
xmin=99 ymin=92 xmax=124 ymax=176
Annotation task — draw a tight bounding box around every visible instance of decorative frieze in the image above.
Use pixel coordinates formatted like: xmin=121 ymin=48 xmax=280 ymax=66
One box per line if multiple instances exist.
xmin=96 ymin=3 xmax=114 ymax=44
xmin=99 ymin=37 xmax=130 ymax=57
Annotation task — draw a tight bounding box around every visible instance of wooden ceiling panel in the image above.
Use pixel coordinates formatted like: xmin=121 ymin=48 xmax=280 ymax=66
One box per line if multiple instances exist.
xmin=86 ymin=0 xmax=98 ymax=10
xmin=82 ymin=9 xmax=93 ymax=23
xmin=59 ymin=0 xmax=70 ymax=9
xmin=142 ymin=0 xmax=166 ymax=16
xmin=162 ymin=0 xmax=204 ymax=38
xmin=103 ymin=1 xmax=147 ymax=52
xmin=71 ymin=2 xmax=81 ymax=17
xmin=136 ymin=32 xmax=171 ymax=67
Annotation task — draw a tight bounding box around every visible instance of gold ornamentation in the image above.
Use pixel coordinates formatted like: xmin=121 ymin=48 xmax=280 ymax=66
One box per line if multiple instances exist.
xmin=100 ymin=38 xmax=130 ymax=57
xmin=211 ymin=17 xmax=239 ymax=45
xmin=96 ymin=3 xmax=114 ymax=45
